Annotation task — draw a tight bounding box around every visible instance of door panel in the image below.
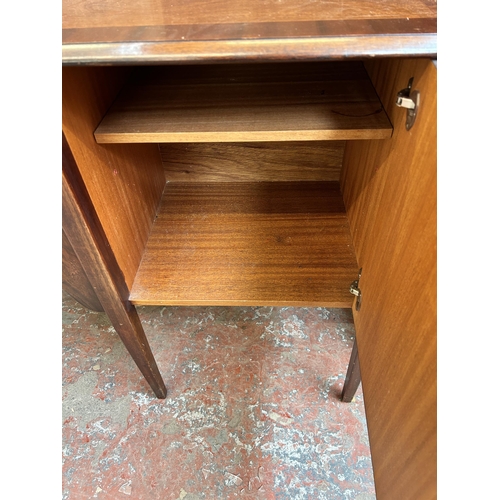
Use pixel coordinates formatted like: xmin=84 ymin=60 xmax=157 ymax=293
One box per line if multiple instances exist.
xmin=341 ymin=59 xmax=436 ymax=500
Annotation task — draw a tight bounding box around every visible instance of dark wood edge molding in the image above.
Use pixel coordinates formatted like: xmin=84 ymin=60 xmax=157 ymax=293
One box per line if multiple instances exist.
xmin=62 ymin=34 xmax=437 ymax=65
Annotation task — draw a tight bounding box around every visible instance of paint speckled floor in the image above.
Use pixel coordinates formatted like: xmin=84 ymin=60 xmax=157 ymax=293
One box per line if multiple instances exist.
xmin=62 ymin=291 xmax=375 ymax=499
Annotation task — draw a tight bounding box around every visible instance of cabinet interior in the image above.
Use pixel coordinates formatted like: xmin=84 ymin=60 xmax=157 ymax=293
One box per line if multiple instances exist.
xmin=63 ymin=60 xmax=393 ymax=307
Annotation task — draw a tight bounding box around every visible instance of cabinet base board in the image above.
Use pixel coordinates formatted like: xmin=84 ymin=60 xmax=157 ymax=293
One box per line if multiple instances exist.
xmin=130 ymin=181 xmax=358 ymax=307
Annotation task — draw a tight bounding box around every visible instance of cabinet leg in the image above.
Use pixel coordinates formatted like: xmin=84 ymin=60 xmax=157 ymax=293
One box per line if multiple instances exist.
xmin=101 ymin=299 xmax=167 ymax=399
xmin=62 ymin=132 xmax=167 ymax=399
xmin=341 ymin=337 xmax=361 ymax=402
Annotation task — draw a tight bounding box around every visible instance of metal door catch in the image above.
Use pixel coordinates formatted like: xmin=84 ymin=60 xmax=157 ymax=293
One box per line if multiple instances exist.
xmin=349 ymin=268 xmax=363 ymax=311
xmin=396 ymin=77 xmax=420 ymax=130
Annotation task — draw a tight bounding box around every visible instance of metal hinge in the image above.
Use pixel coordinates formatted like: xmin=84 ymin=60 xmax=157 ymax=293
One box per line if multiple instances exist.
xmin=349 ymin=268 xmax=362 ymax=311
xmin=396 ymin=77 xmax=420 ymax=130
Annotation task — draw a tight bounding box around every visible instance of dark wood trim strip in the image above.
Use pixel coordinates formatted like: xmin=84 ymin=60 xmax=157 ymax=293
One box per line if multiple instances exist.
xmin=62 ymin=34 xmax=437 ymax=65
xmin=63 ymin=18 xmax=437 ymax=44
xmin=62 ymin=132 xmax=167 ymax=399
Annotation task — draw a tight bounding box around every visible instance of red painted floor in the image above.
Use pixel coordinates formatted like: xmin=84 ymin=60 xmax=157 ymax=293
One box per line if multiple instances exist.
xmin=62 ymin=291 xmax=375 ymax=499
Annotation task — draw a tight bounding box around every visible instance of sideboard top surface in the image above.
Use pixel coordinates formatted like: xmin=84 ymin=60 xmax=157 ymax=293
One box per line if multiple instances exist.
xmin=62 ymin=0 xmax=437 ymax=64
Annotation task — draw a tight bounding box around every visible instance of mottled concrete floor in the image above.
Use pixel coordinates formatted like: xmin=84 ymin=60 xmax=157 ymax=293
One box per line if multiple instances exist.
xmin=62 ymin=291 xmax=375 ymax=499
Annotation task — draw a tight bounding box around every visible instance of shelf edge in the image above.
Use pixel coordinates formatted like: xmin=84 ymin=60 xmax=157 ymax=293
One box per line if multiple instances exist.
xmin=129 ymin=298 xmax=355 ymax=307
xmin=95 ymin=128 xmax=393 ymax=144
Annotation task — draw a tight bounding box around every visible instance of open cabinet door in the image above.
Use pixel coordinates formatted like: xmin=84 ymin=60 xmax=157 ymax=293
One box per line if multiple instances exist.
xmin=341 ymin=59 xmax=436 ymax=499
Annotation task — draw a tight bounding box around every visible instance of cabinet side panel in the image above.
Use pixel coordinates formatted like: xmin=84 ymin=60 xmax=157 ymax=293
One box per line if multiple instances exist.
xmin=341 ymin=59 xmax=436 ymax=500
xmin=62 ymin=66 xmax=165 ymax=289
xmin=62 ymin=229 xmax=104 ymax=312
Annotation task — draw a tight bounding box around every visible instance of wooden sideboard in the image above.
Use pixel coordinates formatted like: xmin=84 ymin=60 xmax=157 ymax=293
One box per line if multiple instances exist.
xmin=62 ymin=2 xmax=436 ymax=498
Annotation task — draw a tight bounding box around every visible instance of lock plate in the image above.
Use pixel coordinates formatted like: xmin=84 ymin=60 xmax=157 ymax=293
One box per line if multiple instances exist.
xmin=349 ymin=268 xmax=363 ymax=311
xmin=396 ymin=77 xmax=420 ymax=130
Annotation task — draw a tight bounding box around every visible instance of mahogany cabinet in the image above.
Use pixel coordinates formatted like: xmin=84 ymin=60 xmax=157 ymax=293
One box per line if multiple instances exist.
xmin=62 ymin=2 xmax=436 ymax=498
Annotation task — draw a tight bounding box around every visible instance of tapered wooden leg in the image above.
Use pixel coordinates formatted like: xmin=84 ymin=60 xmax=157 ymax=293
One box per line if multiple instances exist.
xmin=341 ymin=337 xmax=361 ymax=402
xmin=62 ymin=133 xmax=167 ymax=398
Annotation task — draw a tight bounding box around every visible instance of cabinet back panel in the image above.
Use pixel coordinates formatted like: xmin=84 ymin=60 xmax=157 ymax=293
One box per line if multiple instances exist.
xmin=160 ymin=142 xmax=344 ymax=182
xmin=62 ymin=66 xmax=166 ymax=290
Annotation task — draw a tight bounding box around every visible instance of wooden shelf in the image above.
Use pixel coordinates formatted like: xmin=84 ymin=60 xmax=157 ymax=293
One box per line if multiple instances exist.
xmin=130 ymin=181 xmax=358 ymax=307
xmin=94 ymin=62 xmax=392 ymax=144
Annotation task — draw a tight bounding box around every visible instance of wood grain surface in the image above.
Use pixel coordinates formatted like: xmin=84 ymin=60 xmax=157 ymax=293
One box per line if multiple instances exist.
xmin=94 ymin=62 xmax=392 ymax=143
xmin=63 ymin=133 xmax=167 ymax=399
xmin=63 ymin=0 xmax=436 ymax=29
xmin=63 ymin=34 xmax=437 ymax=65
xmin=62 ymin=229 xmax=104 ymax=312
xmin=341 ymin=58 xmax=436 ymax=499
xmin=160 ymin=142 xmax=345 ymax=182
xmin=62 ymin=66 xmax=166 ymax=290
xmin=130 ymin=181 xmax=358 ymax=306
xmin=62 ymin=0 xmax=436 ymax=63
xmin=63 ymin=18 xmax=437 ymax=44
